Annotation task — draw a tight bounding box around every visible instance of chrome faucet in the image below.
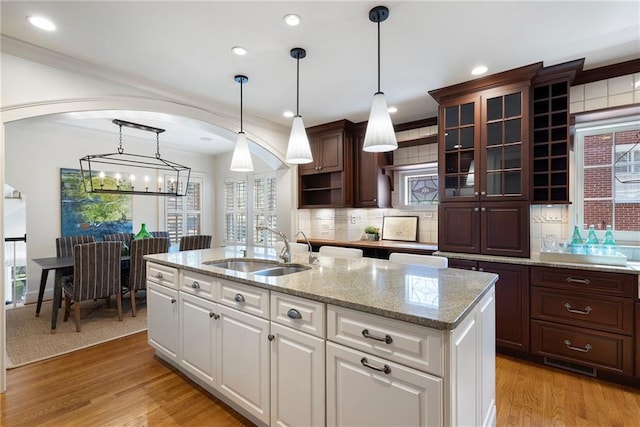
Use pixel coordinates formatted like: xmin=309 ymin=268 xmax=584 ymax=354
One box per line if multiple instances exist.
xmin=295 ymin=230 xmax=318 ymax=264
xmin=256 ymin=225 xmax=291 ymax=263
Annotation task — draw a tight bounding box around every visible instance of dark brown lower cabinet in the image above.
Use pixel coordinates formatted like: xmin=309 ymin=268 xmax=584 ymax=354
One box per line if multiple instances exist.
xmin=446 ymin=259 xmax=530 ymax=352
xmin=530 ymin=266 xmax=636 ymax=378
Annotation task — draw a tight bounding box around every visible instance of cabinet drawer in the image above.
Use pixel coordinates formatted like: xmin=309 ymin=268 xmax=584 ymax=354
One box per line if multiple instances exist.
xmin=531 ymin=286 xmax=634 ymax=335
xmin=181 ymin=270 xmax=218 ymax=301
xmin=271 ymin=291 xmax=325 ymax=338
xmin=531 ymin=320 xmax=633 ymax=376
xmin=327 ymin=305 xmax=443 ymax=375
xmin=147 ymin=263 xmax=178 ymax=288
xmin=531 ymin=266 xmax=635 ymax=297
xmin=220 ymin=279 xmax=269 ymax=319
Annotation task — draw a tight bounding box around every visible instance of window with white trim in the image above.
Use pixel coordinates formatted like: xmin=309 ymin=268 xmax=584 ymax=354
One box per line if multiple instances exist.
xmin=224 ymin=173 xmax=277 ymax=248
xmin=574 ymin=117 xmax=640 ymax=241
xmin=166 ymin=176 xmax=203 ymax=245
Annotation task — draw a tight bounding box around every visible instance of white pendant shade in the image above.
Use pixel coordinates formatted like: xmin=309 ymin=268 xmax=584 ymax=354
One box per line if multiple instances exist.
xmin=286 ymin=115 xmax=313 ymax=164
xmin=230 ymin=132 xmax=254 ymax=172
xmin=363 ymin=92 xmax=397 ymax=152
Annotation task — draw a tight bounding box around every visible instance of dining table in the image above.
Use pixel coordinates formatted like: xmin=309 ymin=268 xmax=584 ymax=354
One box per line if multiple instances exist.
xmin=32 ymin=255 xmax=130 ymax=332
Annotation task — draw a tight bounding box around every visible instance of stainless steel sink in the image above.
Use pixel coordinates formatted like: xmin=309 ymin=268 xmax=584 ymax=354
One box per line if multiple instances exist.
xmin=203 ymin=258 xmax=310 ymax=276
xmin=203 ymin=258 xmax=279 ymax=273
xmin=253 ymin=265 xmax=310 ymax=276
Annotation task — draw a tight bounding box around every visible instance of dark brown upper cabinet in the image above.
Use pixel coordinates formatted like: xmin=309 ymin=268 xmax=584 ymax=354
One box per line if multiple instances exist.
xmin=353 ymin=122 xmax=392 ymax=208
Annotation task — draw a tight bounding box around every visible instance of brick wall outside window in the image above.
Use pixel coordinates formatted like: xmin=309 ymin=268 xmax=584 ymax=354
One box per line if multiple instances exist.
xmin=583 ymin=130 xmax=639 ymax=232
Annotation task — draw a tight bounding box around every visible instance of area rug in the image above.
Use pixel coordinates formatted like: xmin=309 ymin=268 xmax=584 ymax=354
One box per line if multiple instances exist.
xmin=5 ymin=297 xmax=147 ymax=368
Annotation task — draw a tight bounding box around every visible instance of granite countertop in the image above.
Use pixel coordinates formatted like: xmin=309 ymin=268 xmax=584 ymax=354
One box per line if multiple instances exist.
xmin=436 ymin=251 xmax=640 ymax=275
xmin=145 ymin=247 xmax=497 ymax=331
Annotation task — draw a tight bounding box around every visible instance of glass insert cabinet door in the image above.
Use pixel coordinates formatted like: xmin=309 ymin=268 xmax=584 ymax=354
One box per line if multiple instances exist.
xmin=441 ymin=95 xmax=479 ymax=199
xmin=482 ymin=88 xmax=528 ymax=199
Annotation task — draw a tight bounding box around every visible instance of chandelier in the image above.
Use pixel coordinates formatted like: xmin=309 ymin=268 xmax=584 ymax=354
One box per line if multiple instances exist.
xmin=79 ymin=119 xmax=191 ymax=196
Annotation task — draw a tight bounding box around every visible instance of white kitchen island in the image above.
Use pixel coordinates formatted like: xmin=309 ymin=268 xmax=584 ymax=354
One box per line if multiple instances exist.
xmin=144 ymin=247 xmax=498 ymax=427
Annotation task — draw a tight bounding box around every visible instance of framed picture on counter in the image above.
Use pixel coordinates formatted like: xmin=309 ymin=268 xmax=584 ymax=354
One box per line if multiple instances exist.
xmin=381 ymin=216 xmax=418 ymax=242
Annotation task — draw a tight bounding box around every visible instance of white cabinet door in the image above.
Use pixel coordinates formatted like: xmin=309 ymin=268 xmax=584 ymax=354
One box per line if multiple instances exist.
xmin=217 ymin=304 xmax=270 ymax=424
xmin=180 ymin=291 xmax=218 ymax=386
xmin=326 ymin=342 xmax=442 ymax=427
xmin=147 ymin=282 xmax=179 ymax=362
xmin=270 ymin=322 xmax=325 ymax=427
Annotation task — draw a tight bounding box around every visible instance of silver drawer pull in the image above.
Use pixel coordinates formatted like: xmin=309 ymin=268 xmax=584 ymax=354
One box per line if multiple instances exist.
xmin=287 ymin=308 xmax=302 ymax=319
xmin=155 ymin=272 xmax=163 ymax=279
xmin=360 ymin=357 xmax=391 ymax=375
xmin=564 ymin=339 xmax=592 ymax=353
xmin=209 ymin=312 xmax=219 ymax=320
xmin=362 ymin=329 xmax=393 ymax=344
xmin=192 ymin=281 xmax=200 ymax=289
xmin=234 ymin=293 xmax=245 ymax=303
xmin=564 ymin=302 xmax=592 ymax=315
xmin=566 ymin=277 xmax=591 ymax=285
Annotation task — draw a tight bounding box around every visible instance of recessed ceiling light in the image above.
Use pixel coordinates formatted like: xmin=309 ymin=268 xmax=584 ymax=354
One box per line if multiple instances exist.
xmin=231 ymin=46 xmax=248 ymax=56
xmin=27 ymin=15 xmax=56 ymax=32
xmin=283 ymin=111 xmax=294 ymax=118
xmin=387 ymin=106 xmax=398 ymax=114
xmin=471 ymin=65 xmax=488 ymax=76
xmin=283 ymin=14 xmax=301 ymax=26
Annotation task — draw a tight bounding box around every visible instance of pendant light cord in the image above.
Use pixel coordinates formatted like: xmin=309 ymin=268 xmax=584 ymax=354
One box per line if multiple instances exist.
xmin=296 ymin=54 xmax=300 ymax=116
xmin=377 ymin=18 xmax=381 ymax=93
xmin=240 ymin=79 xmax=244 ymax=132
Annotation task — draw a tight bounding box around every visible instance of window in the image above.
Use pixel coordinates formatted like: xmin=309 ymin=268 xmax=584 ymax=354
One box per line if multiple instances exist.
xmin=224 ymin=173 xmax=277 ymax=248
xmin=398 ymin=163 xmax=439 ymax=208
xmin=166 ymin=176 xmax=203 ymax=244
xmin=575 ymin=117 xmax=640 ymax=241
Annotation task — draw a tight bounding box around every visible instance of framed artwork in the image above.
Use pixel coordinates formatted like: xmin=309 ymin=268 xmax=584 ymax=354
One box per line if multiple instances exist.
xmin=60 ymin=168 xmax=133 ymax=240
xmin=381 ymin=216 xmax=418 ymax=242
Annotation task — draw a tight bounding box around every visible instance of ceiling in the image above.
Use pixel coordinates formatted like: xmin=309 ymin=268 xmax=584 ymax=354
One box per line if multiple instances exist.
xmin=2 ymin=1 xmax=639 ymax=155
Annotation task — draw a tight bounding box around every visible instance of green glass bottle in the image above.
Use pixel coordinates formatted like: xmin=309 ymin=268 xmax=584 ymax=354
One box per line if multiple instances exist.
xmin=570 ymin=225 xmax=584 ymax=254
xmin=586 ymin=225 xmax=599 ymax=254
xmin=135 ymin=223 xmax=153 ymax=239
xmin=602 ymin=225 xmax=616 ymax=255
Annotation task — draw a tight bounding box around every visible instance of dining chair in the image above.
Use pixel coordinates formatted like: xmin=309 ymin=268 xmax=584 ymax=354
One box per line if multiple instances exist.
xmin=318 ymin=246 xmax=363 ymax=259
xmin=55 ymin=235 xmax=97 ymax=306
xmin=103 ymin=232 xmax=135 ymax=245
xmin=150 ymin=231 xmax=170 ymax=239
xmin=179 ymin=234 xmax=212 ymax=251
xmin=62 ymin=241 xmax=123 ymax=332
xmin=124 ymin=237 xmax=170 ymax=316
xmin=388 ymin=252 xmax=448 ymax=268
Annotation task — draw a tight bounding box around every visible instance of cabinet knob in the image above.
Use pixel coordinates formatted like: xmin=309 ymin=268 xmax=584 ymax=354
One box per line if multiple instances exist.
xmin=474 ymin=192 xmax=479 ymax=197
xmin=481 ymin=207 xmax=486 ymax=212
xmin=472 ymin=267 xmax=477 ymax=271
xmin=170 ymin=298 xmax=176 ymax=304
xmin=287 ymin=308 xmax=302 ymax=319
xmin=155 ymin=272 xmax=163 ymax=279
xmin=481 ymin=191 xmax=486 ymax=196
xmin=474 ymin=208 xmax=479 ymax=212
xmin=234 ymin=293 xmax=246 ymax=303
xmin=479 ymin=268 xmax=483 ymax=272
xmin=209 ymin=312 xmax=220 ymax=319
xmin=373 ymin=198 xmax=377 ymax=202
xmin=192 ymin=281 xmax=200 ymax=289
xmin=268 ymin=334 xmax=275 ymax=341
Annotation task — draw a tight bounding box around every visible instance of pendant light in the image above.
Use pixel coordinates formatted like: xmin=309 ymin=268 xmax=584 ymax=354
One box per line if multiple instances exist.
xmin=230 ymin=74 xmax=254 ymax=172
xmin=363 ymin=5 xmax=397 ymax=153
xmin=285 ymin=47 xmax=313 ymax=164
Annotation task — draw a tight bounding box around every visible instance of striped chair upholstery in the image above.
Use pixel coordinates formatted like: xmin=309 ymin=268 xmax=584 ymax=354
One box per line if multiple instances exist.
xmin=150 ymin=231 xmax=170 ymax=239
xmin=179 ymin=235 xmax=212 ymax=251
xmin=56 ymin=235 xmax=96 ymax=257
xmin=124 ymin=237 xmax=170 ymax=316
xmin=103 ymin=232 xmax=135 ymax=246
xmin=62 ymin=241 xmax=122 ymax=332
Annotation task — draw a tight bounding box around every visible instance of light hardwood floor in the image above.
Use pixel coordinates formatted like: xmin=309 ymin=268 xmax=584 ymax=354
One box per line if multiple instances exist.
xmin=2 ymin=331 xmax=639 ymax=426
